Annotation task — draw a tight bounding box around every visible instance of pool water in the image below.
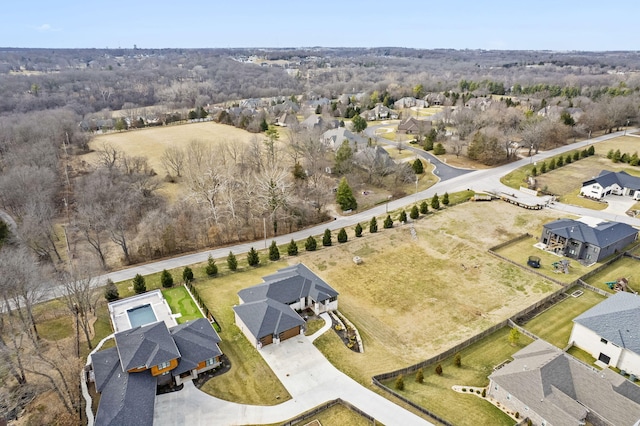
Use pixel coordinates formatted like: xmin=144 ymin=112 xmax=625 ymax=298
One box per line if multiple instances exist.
xmin=127 ymin=304 xmax=157 ymax=328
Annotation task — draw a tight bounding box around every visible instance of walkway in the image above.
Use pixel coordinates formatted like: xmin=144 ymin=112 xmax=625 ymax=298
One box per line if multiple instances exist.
xmin=154 ymin=314 xmax=431 ymax=426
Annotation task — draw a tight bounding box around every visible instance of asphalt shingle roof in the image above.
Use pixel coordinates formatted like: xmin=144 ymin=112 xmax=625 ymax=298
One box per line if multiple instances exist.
xmin=544 ymin=218 xmax=637 ymax=248
xmin=574 ymin=292 xmax=640 ymax=353
xmin=583 ymin=170 xmax=640 ymax=190
xmin=170 ymin=318 xmax=222 ymax=376
xmin=233 ymin=298 xmax=304 ymax=340
xmin=114 ymin=321 xmax=181 ymax=371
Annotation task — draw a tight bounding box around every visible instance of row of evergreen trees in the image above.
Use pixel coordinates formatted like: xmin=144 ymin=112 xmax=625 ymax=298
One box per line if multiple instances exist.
xmin=607 ymin=148 xmax=640 ymax=166
xmin=530 ymin=145 xmax=594 ymax=177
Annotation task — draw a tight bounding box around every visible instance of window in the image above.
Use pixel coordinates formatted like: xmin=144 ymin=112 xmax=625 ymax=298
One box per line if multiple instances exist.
xmin=206 ymin=357 xmax=217 ymax=366
xmin=157 ymin=361 xmax=171 ymax=370
xmin=600 ymin=338 xmax=608 ymax=344
xmin=598 ymin=353 xmax=611 ymax=364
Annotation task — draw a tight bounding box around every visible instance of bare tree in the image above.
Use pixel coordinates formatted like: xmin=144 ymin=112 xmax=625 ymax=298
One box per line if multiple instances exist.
xmin=161 ymin=146 xmax=186 ymax=177
xmin=58 ymin=264 xmax=101 ymax=351
xmin=95 ymin=142 xmax=121 ymax=171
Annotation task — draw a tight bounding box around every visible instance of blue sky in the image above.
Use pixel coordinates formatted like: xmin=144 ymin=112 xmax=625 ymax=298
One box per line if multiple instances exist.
xmin=2 ymin=0 xmax=637 ymax=50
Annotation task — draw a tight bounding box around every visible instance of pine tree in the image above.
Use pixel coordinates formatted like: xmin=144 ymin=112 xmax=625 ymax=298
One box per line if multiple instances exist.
xmin=410 ymin=205 xmax=419 ymax=220
xmin=227 ymin=251 xmax=238 ymax=271
xmin=565 ymin=154 xmax=572 ymax=164
xmin=369 ymin=217 xmax=378 ymax=233
xmin=396 ymin=210 xmax=406 ymax=223
xmin=395 ymin=375 xmax=405 ymax=391
xmin=433 ymin=143 xmax=446 ymax=155
xmin=412 ymin=158 xmax=424 ymax=174
xmin=383 ymin=215 xmax=394 ymax=229
xmin=182 ymin=266 xmax=194 ymax=283
xmin=415 ymin=368 xmax=424 ymax=383
xmin=104 ymin=279 xmax=119 ymax=302
xmin=419 ymin=201 xmax=429 ymax=214
xmin=287 ymin=239 xmax=298 ymax=256
xmin=247 ymin=247 xmax=260 ymax=266
xmin=336 ymin=177 xmax=357 ymax=210
xmin=354 ymin=223 xmax=363 ymax=237
xmin=205 ymin=255 xmax=218 ymax=276
xmin=531 ymin=166 xmax=537 ymax=177
xmin=268 ymin=241 xmax=280 ymax=261
xmin=587 ymin=145 xmax=595 ymax=156
xmin=540 ymin=161 xmax=547 ymax=173
xmin=431 ymin=193 xmax=440 ymax=210
xmin=322 ymin=229 xmax=332 ymax=246
xmin=580 ymin=149 xmax=588 ymax=158
xmin=161 ymin=269 xmax=174 ymax=288
xmin=337 ymin=228 xmax=348 ymax=243
xmin=573 ymin=151 xmax=580 ymax=161
xmin=133 ymin=274 xmax=146 ymax=294
xmin=305 ymin=236 xmax=317 ymax=251
xmin=556 ymin=155 xmax=564 ymax=167
xmin=548 ymin=157 xmax=556 ymax=170
xmin=442 ymin=192 xmax=450 ymax=206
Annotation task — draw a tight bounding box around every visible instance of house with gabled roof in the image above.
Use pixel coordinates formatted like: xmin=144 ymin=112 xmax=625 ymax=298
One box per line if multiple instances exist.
xmin=580 ymin=170 xmax=640 ymax=200
xmin=321 ymin=128 xmax=368 ymax=151
xmin=569 ymin=292 xmax=640 ymax=377
xmin=488 ymin=339 xmax=640 ymax=426
xmin=397 ymin=117 xmax=432 ymax=135
xmin=540 ymin=218 xmax=637 ymax=263
xmin=233 ymin=263 xmax=338 ymax=348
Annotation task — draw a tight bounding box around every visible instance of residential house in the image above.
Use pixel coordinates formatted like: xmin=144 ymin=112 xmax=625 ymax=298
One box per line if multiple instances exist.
xmin=397 ymin=117 xmax=432 ymax=135
xmin=580 ymin=170 xmax=640 ymax=200
xmin=464 ymin=97 xmax=493 ymax=111
xmin=91 ymin=318 xmax=222 ymax=426
xmin=234 ymin=263 xmax=338 ymax=348
xmin=569 ymin=292 xmax=640 ymax=377
xmin=321 ymin=128 xmax=368 ymax=151
xmin=488 ymin=339 xmax=640 ymax=426
xmin=540 ymin=218 xmax=637 ymax=263
xmin=275 ymin=112 xmax=298 ymax=127
xmin=425 ymin=92 xmax=445 ymax=106
xmin=360 ymin=104 xmax=398 ymax=121
xmin=537 ymin=105 xmax=584 ymax=122
xmin=394 ymin=97 xmax=426 ymax=109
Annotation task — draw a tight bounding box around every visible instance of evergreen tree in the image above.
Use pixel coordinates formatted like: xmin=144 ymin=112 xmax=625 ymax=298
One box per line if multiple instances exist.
xmin=415 ymin=368 xmax=424 ymax=383
xmin=395 ymin=375 xmax=405 ymax=391
xmin=336 ymin=177 xmax=357 ymax=210
xmin=354 ymin=223 xmax=363 ymax=237
xmin=531 ymin=166 xmax=537 ymax=177
xmin=454 ymin=353 xmax=462 ymax=367
xmin=548 ymin=157 xmax=556 ymax=170
xmin=431 ymin=193 xmax=440 ymax=210
xmin=369 ymin=217 xmax=378 ymax=233
xmin=433 ymin=143 xmax=446 ymax=155
xmin=104 ymin=279 xmax=119 ymax=302
xmin=287 ymin=239 xmax=298 ymax=256
xmin=556 ymin=155 xmax=564 ymax=167
xmin=565 ymin=154 xmax=572 ymax=164
xmin=383 ymin=215 xmax=394 ymax=229
xmin=540 ymin=161 xmax=547 ymax=173
xmin=442 ymin=192 xmax=450 ymax=206
xmin=573 ymin=151 xmax=580 ymax=161
xmin=613 ymin=149 xmax=622 ymax=163
xmin=335 ymin=141 xmax=354 ymax=175
xmin=587 ymin=145 xmax=595 ymax=156
xmin=410 ymin=205 xmax=419 ymax=220
xmin=419 ymin=201 xmax=429 ymax=214
xmin=247 ymin=247 xmax=260 ymax=266
xmin=337 ymin=228 xmax=348 ymax=243
xmin=161 ymin=269 xmax=174 ymax=288
xmin=305 ymin=236 xmax=317 ymax=251
xmin=399 ymin=210 xmax=407 ymax=223
xmin=260 ymin=117 xmax=268 ymax=132
xmin=412 ymin=158 xmax=424 ymax=174
xmin=435 ymin=364 xmax=443 ymax=375
xmin=509 ymin=328 xmax=521 ymax=346
xmin=227 ymin=251 xmax=238 ymax=271
xmin=351 ymin=114 xmax=367 ymax=133
xmin=133 ymin=274 xmax=146 ymax=294
xmin=205 ymin=255 xmax=218 ymax=276
xmin=269 ymin=241 xmax=280 ymax=261
xmin=322 ymin=229 xmax=332 ymax=246
xmin=182 ymin=266 xmax=194 ymax=283
xmin=580 ymin=149 xmax=588 ymax=158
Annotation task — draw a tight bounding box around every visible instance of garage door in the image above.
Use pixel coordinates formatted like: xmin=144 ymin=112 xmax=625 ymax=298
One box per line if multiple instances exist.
xmin=279 ymin=326 xmax=300 ymax=342
xmin=260 ymin=334 xmax=273 ymax=346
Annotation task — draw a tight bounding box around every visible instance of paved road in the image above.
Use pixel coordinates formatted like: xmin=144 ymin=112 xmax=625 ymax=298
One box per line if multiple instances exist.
xmin=154 ymin=314 xmax=431 ymax=426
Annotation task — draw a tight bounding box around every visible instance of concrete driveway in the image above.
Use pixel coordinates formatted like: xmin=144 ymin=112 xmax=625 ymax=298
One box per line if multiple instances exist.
xmin=602 ymin=195 xmax=637 ymax=216
xmin=154 ymin=314 xmax=432 ymax=425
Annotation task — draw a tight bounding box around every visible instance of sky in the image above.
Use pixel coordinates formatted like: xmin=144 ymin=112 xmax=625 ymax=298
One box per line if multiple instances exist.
xmin=1 ymin=0 xmax=638 ymax=51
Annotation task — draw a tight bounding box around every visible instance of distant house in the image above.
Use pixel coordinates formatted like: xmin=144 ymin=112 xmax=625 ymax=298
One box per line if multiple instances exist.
xmin=360 ymin=104 xmax=398 ymax=121
xmin=569 ymin=292 xmax=640 ymax=376
xmin=275 ymin=112 xmax=298 ymax=127
xmin=540 ymin=218 xmax=637 ymax=263
xmin=464 ymin=97 xmax=493 ymax=111
xmin=234 ymin=264 xmax=338 ymax=348
xmin=488 ymin=339 xmax=640 ymax=426
xmin=580 ymin=170 xmax=640 ymax=200
xmin=425 ymin=93 xmax=445 ymax=106
xmin=397 ymin=117 xmax=432 ymax=135
xmin=91 ymin=318 xmax=222 ymax=426
xmin=537 ymin=105 xmax=583 ymax=122
xmin=394 ymin=97 xmax=426 ymax=109
xmin=321 ymin=128 xmax=368 ymax=151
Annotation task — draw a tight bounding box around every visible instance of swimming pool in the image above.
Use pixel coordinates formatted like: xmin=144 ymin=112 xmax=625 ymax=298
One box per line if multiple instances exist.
xmin=127 ymin=304 xmax=157 ymax=328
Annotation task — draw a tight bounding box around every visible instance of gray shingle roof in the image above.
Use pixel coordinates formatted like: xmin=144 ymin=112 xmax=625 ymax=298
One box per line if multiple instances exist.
xmin=238 ymin=263 xmax=338 ymax=305
xmin=233 ymin=298 xmax=304 ymax=340
xmin=490 ymin=339 xmax=640 ymax=426
xmin=544 ymin=218 xmax=637 ymax=248
xmin=170 ymin=318 xmax=222 ymax=376
xmin=92 ymin=347 xmax=156 ymax=426
xmin=114 ymin=321 xmax=181 ymax=371
xmin=574 ymin=292 xmax=640 ymax=353
xmin=583 ymin=170 xmax=640 ymax=190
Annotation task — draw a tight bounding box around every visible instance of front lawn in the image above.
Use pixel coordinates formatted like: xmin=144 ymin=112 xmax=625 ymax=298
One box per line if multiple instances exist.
xmin=521 ymin=289 xmax=605 ymax=348
xmin=583 ymin=256 xmax=640 ymax=293
xmin=380 ymin=327 xmax=532 ymax=426
xmin=162 ymin=285 xmax=202 ymax=323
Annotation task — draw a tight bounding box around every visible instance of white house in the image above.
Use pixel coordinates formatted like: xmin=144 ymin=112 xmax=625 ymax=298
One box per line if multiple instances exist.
xmin=569 ymin=292 xmax=640 ymax=376
xmin=580 ymin=170 xmax=640 ymax=200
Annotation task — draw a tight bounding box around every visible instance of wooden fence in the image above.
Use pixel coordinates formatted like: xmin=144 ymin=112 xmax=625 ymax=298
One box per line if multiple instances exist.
xmin=279 ymin=398 xmax=376 ymax=426
xmin=185 ymin=280 xmax=222 ymax=331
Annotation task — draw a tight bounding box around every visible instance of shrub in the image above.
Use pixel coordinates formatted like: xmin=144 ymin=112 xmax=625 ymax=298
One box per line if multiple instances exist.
xmin=383 ymin=215 xmax=393 ymax=229
xmin=410 ymin=205 xmax=419 ymax=220
xmin=337 ymin=228 xmax=347 ymax=243
xmin=588 ymin=145 xmax=595 ymax=156
xmin=161 ymin=269 xmax=174 ymax=288
xmin=515 ymin=412 xmax=520 ymax=419
xmin=573 ymin=151 xmax=580 ymax=161
xmin=269 ymin=240 xmax=280 ymax=261
xmin=442 ymin=192 xmax=449 ymax=206
xmin=395 ymin=375 xmax=405 ymax=391
xmin=581 ymin=149 xmax=588 ymax=158
xmin=205 ymin=255 xmax=218 ymax=276
xmin=133 ymin=274 xmax=146 ymax=294
xmin=540 ymin=161 xmax=547 ymax=173
xmin=435 ymin=363 xmax=443 ymax=375
xmin=531 ymin=166 xmax=537 ymax=177
xmin=322 ymin=229 xmax=332 ymax=246
xmin=548 ymin=157 xmax=556 ymax=170
xmin=431 ymin=193 xmax=440 ymax=210
xmin=354 ymin=223 xmax=363 ymax=237
xmin=398 ymin=210 xmax=407 ymax=223
xmin=419 ymin=201 xmax=429 ymax=214
xmin=482 ymin=389 xmax=486 ymax=397
xmin=433 ymin=142 xmax=446 ymax=155
xmin=247 ymin=247 xmax=260 ymax=266
xmin=305 ymin=236 xmax=317 ymax=251
xmin=462 ymin=388 xmax=467 ymax=392
xmin=556 ymin=155 xmax=564 ymax=167
xmin=412 ymin=158 xmax=424 ymax=174
xmin=182 ymin=266 xmax=194 ymax=283
xmin=287 ymin=239 xmax=298 ymax=256
xmin=104 ymin=279 xmax=119 ymax=302
xmin=415 ymin=368 xmax=424 ymax=383
xmin=227 ymin=251 xmax=238 ymax=271
xmin=454 ymin=353 xmax=461 ymax=367
xmin=565 ymin=154 xmax=572 ymax=164
xmin=369 ymin=217 xmax=378 ymax=233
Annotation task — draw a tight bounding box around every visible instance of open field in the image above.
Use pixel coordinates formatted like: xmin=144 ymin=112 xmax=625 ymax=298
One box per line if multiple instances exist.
xmin=583 ymin=256 xmax=640 ymax=293
xmin=380 ymin=327 xmax=533 ymax=426
xmin=162 ymin=286 xmax=203 ymax=324
xmin=521 ymin=288 xmax=605 ymax=348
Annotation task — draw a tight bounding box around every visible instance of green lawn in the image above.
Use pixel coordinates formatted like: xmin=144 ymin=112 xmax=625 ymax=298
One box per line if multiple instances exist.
xmin=380 ymin=327 xmax=532 ymax=426
xmin=521 ymin=289 xmax=606 ymax=348
xmin=583 ymin=256 xmax=640 ymax=293
xmin=38 ymin=315 xmax=73 ymax=341
xmin=252 ymin=403 xmax=376 ymax=426
xmin=304 ymin=318 xmax=326 ymax=336
xmin=567 ymin=345 xmax=599 ymax=367
xmin=162 ymin=286 xmax=202 ymax=323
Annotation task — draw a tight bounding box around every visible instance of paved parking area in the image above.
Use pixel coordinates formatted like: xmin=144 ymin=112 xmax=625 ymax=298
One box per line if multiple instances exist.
xmin=603 ymin=195 xmax=637 ymax=216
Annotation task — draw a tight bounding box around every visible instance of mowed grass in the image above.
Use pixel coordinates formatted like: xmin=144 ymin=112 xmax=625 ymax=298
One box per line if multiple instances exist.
xmin=380 ymin=327 xmax=532 ymax=426
xmin=583 ymin=256 xmax=640 ymax=293
xmin=162 ymin=286 xmax=202 ymax=323
xmin=193 ymin=262 xmax=293 ymax=405
xmin=521 ymin=289 xmax=605 ymax=348
xmin=253 ymin=403 xmax=375 ymax=426
xmin=493 ymin=235 xmax=594 ymax=284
